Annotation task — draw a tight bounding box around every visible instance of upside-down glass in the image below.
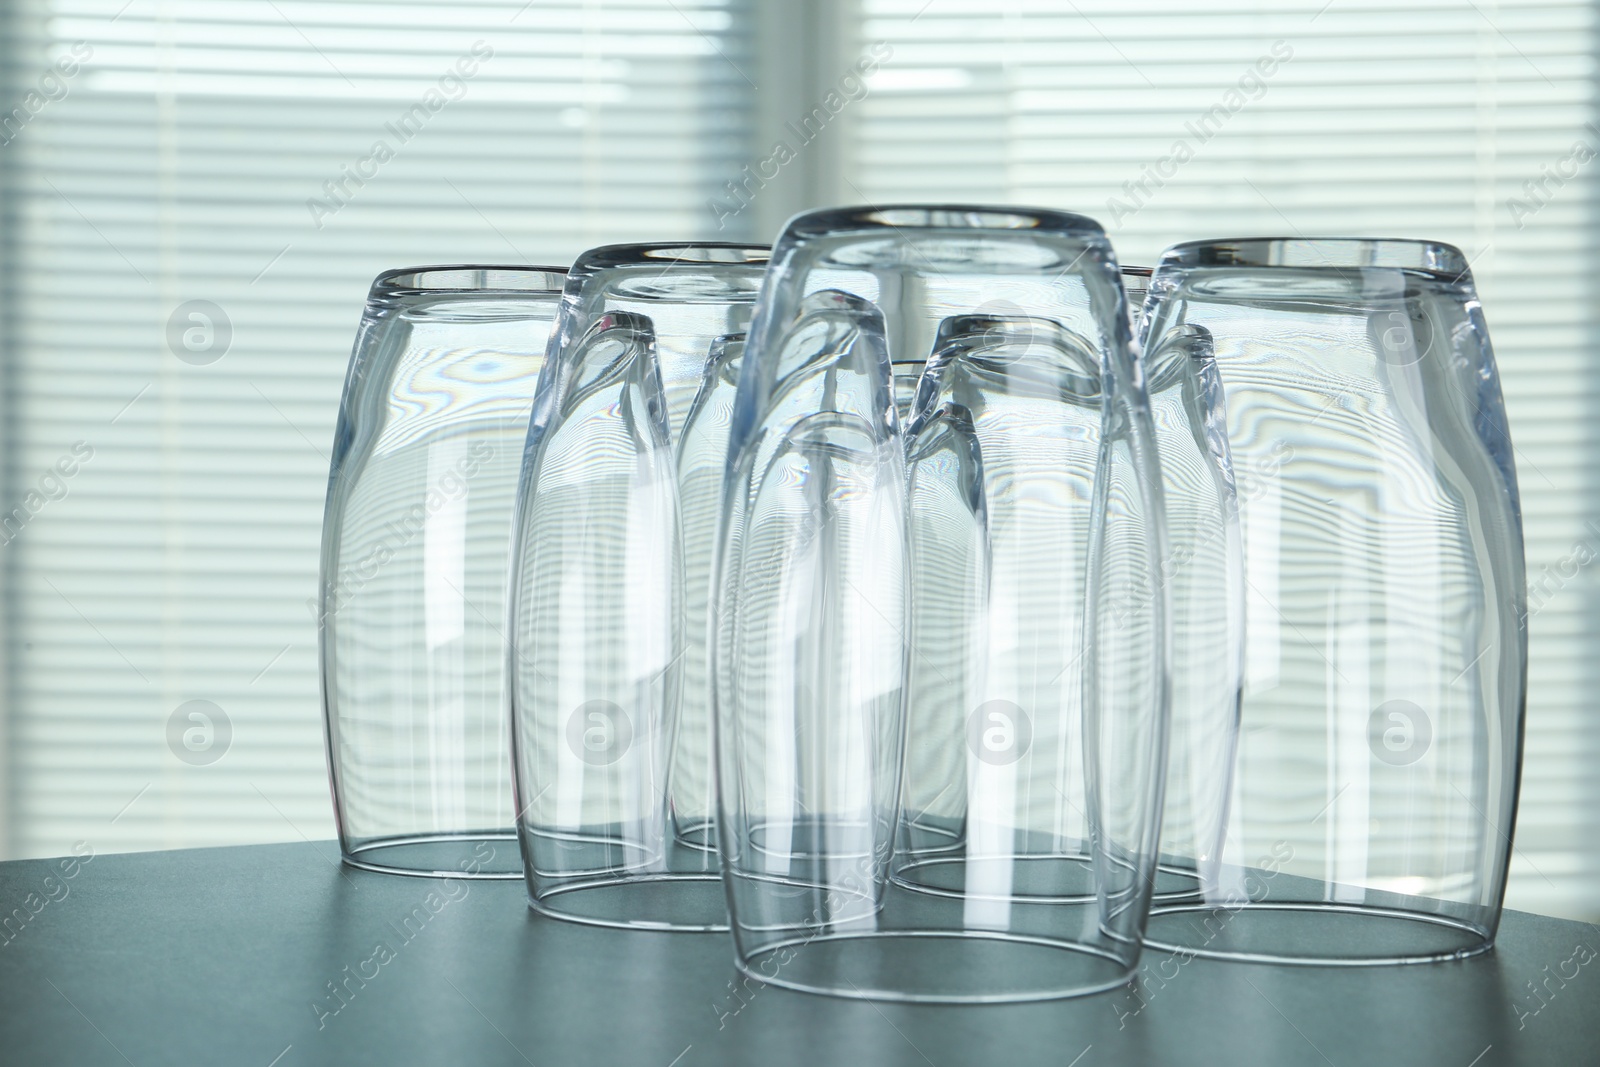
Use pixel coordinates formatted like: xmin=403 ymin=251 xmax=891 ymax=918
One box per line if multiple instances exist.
xmin=1140 ymin=238 xmax=1525 ymax=963
xmin=508 ymin=243 xmax=768 ymax=929
xmin=1126 ymin=267 xmax=1248 ymax=904
xmin=320 ymin=265 xmax=567 ymax=878
xmin=714 ymin=206 xmax=1169 ymax=1001
xmin=1141 ymin=316 xmax=1245 ymax=903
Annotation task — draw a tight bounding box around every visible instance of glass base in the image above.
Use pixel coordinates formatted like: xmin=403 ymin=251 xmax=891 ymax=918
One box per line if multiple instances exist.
xmin=892 ymin=853 xmax=1099 ymax=903
xmin=890 ymin=850 xmax=1196 ymax=903
xmin=342 ymin=832 xmax=522 ymax=879
xmin=673 ymin=818 xmax=718 ymax=853
xmin=1144 ymin=901 xmax=1493 ymax=965
xmin=1152 ymin=864 xmax=1204 ymax=903
xmin=737 ymin=931 xmax=1131 ymax=1003
xmin=530 ymin=874 xmax=729 ymax=932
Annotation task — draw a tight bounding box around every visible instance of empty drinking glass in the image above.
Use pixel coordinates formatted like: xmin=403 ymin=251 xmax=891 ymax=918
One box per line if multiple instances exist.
xmin=508 ymin=243 xmax=767 ymax=929
xmin=1139 ymin=237 xmax=1526 ymax=964
xmin=1140 ymin=319 xmax=1244 ymax=902
xmin=714 ymin=206 xmax=1169 ymax=1000
xmin=1125 ymin=264 xmax=1247 ymax=903
xmin=320 ymin=265 xmax=567 ymax=878
xmin=674 ymin=331 xmax=746 ymax=852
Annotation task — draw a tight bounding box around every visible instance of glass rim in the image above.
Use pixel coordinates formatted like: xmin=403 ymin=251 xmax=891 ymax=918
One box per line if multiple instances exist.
xmin=370 ymin=264 xmax=569 ymax=296
xmin=575 ymin=242 xmax=771 ymax=272
xmin=782 ymin=203 xmax=1108 ymax=242
xmin=1156 ymin=237 xmax=1470 ymax=279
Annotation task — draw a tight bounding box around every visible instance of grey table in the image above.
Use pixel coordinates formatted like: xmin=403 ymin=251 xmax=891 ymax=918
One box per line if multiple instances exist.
xmin=0 ymin=841 xmax=1595 ymax=1066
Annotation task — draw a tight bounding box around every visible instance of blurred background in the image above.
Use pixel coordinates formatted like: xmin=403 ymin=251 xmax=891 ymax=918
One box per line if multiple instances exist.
xmin=0 ymin=0 xmax=1595 ymax=921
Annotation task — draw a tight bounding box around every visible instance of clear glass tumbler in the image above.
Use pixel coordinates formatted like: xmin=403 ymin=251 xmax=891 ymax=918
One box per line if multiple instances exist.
xmin=508 ymin=243 xmax=768 ymax=929
xmin=320 ymin=265 xmax=567 ymax=878
xmin=714 ymin=206 xmax=1169 ymax=1001
xmin=1126 ymin=265 xmax=1247 ymax=903
xmin=674 ymin=331 xmax=746 ymax=851
xmin=1140 ymin=237 xmax=1526 ymax=964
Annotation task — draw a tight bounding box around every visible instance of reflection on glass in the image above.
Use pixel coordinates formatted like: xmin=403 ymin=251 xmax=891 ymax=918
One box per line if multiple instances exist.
xmin=1141 ymin=237 xmax=1525 ymax=965
xmin=1140 ymin=321 xmax=1243 ymax=901
xmin=509 ymin=244 xmax=768 ymax=930
xmin=897 ymin=314 xmax=1104 ymax=906
xmin=715 ymin=206 xmax=1168 ymax=1002
xmin=321 ymin=265 xmax=567 ymax=879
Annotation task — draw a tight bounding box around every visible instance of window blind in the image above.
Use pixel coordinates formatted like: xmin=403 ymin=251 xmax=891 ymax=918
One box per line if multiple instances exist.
xmin=853 ymin=0 xmax=1599 ymax=921
xmin=1 ymin=0 xmax=755 ymax=858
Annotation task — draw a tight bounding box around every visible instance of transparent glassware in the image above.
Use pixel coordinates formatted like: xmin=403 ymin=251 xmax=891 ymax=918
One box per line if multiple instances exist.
xmin=320 ymin=265 xmax=567 ymax=878
xmin=507 ymin=243 xmax=768 ymax=930
xmin=1121 ymin=265 xmax=1153 ymax=330
xmin=673 ymin=332 xmax=746 ymax=852
xmin=1126 ymin=264 xmax=1247 ymax=903
xmin=714 ymin=206 xmax=1169 ymax=1001
xmin=1141 ymin=318 xmax=1245 ymax=902
xmin=1139 ymin=237 xmax=1526 ymax=964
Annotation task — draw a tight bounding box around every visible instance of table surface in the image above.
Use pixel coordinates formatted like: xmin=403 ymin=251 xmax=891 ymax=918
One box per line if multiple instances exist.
xmin=0 ymin=840 xmax=1595 ymax=1067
